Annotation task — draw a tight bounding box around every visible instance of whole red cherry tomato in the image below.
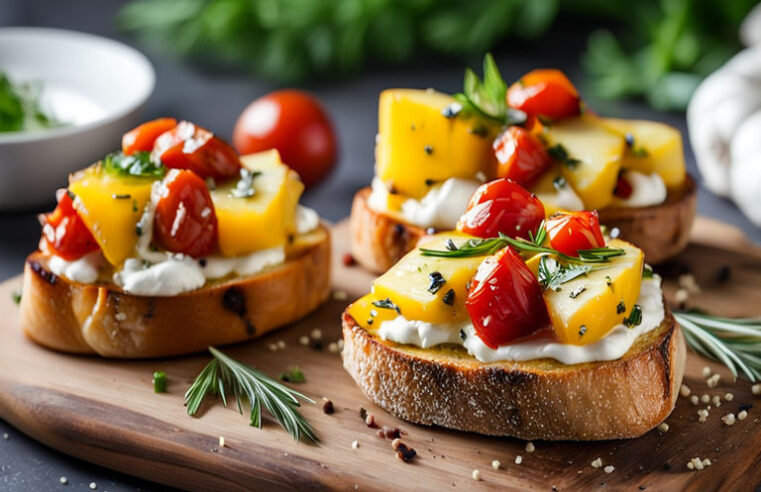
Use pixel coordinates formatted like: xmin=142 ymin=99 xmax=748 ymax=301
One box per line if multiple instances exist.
xmin=153 ymin=169 xmax=218 ymax=258
xmin=233 ymin=90 xmax=337 ymax=188
xmin=122 ymin=118 xmax=177 ymax=155
xmin=493 ymin=126 xmax=552 ymax=187
xmin=41 ymin=189 xmax=99 ymax=260
xmin=466 ymin=246 xmax=549 ymax=349
xmin=506 ymin=69 xmax=580 ymax=121
xmin=457 ymin=179 xmax=545 ymax=240
xmin=545 ymin=211 xmax=605 ymax=257
xmin=153 ymin=121 xmax=240 ymax=180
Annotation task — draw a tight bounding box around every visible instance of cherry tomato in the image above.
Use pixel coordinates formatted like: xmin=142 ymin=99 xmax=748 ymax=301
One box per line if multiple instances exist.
xmin=545 ymin=211 xmax=605 ymax=257
xmin=457 ymin=179 xmax=545 ymax=240
xmin=493 ymin=126 xmax=552 ymax=187
xmin=122 ymin=118 xmax=177 ymax=155
xmin=233 ymin=90 xmax=337 ymax=188
xmin=614 ymin=174 xmax=633 ymax=199
xmin=466 ymin=246 xmax=550 ymax=349
xmin=154 ymin=121 xmax=240 ymax=180
xmin=506 ymin=69 xmax=580 ymax=121
xmin=153 ymin=169 xmax=218 ymax=258
xmin=41 ymin=189 xmax=99 ymax=260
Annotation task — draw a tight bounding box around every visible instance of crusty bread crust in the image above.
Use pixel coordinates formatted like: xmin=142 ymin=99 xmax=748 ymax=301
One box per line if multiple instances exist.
xmin=19 ymin=225 xmax=331 ymax=358
xmin=349 ymin=175 xmax=697 ymax=273
xmin=599 ymin=175 xmax=697 ymax=265
xmin=342 ymin=305 xmax=685 ymax=440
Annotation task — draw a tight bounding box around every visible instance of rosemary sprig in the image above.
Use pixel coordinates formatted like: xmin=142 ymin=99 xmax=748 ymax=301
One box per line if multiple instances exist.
xmin=420 ymin=231 xmax=624 ymax=264
xmin=185 ymin=347 xmax=318 ymax=443
xmin=538 ymin=256 xmax=601 ymax=292
xmin=675 ymin=312 xmax=761 ymax=382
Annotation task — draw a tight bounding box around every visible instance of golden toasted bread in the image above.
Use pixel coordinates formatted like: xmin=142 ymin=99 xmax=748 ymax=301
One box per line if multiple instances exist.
xmin=19 ymin=225 xmax=331 ymax=358
xmin=341 ymin=304 xmax=685 ymax=440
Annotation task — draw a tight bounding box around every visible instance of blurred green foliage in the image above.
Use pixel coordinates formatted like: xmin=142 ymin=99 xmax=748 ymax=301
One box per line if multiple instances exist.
xmin=118 ymin=0 xmax=758 ymax=110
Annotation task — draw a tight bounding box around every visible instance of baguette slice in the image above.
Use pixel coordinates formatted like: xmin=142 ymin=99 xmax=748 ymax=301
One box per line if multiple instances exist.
xmin=349 ymin=175 xmax=697 ymax=273
xmin=19 ymin=225 xmax=331 ymax=358
xmin=342 ymin=304 xmax=685 ymax=440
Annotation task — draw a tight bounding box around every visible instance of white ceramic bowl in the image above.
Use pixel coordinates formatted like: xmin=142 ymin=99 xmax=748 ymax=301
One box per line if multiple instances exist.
xmin=0 ymin=27 xmax=155 ymax=209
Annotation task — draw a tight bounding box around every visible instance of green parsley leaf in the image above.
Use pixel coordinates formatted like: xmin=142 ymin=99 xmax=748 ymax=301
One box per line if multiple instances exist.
xmin=103 ymin=151 xmax=165 ymax=178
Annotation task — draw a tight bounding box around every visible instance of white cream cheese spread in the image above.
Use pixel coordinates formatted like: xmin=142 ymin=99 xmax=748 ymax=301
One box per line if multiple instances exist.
xmin=611 ymin=171 xmax=667 ymax=208
xmin=377 ymin=276 xmax=665 ymax=365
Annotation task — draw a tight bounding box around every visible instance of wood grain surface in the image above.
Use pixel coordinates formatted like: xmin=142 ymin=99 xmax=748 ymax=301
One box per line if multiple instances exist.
xmin=0 ymin=218 xmax=760 ymax=491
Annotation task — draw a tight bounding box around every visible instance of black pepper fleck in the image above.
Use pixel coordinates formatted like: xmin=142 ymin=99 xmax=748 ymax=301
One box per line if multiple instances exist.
xmin=424 ymin=145 xmax=434 ymax=155
xmin=578 ymin=325 xmax=587 ymax=337
xmin=442 ymin=289 xmax=455 ymax=306
xmin=428 ymin=271 xmax=446 ymax=294
xmin=617 ymin=300 xmax=626 ymax=314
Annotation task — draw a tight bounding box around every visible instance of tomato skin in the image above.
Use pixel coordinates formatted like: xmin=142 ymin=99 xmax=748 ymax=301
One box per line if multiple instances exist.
xmin=545 ymin=211 xmax=605 ymax=257
xmin=154 ymin=121 xmax=240 ymax=180
xmin=233 ymin=90 xmax=337 ymax=188
xmin=493 ymin=126 xmax=552 ymax=187
xmin=41 ymin=189 xmax=99 ymax=260
xmin=153 ymin=169 xmax=218 ymax=258
xmin=614 ymin=174 xmax=633 ymax=199
xmin=457 ymin=179 xmax=545 ymax=240
xmin=122 ymin=118 xmax=177 ymax=155
xmin=466 ymin=246 xmax=550 ymax=349
xmin=506 ymin=69 xmax=580 ymax=121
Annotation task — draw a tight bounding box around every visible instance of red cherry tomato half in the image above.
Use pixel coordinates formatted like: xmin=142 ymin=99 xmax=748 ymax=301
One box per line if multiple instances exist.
xmin=614 ymin=174 xmax=633 ymax=199
xmin=153 ymin=169 xmax=218 ymax=258
xmin=493 ymin=126 xmax=552 ymax=188
xmin=122 ymin=118 xmax=177 ymax=155
xmin=457 ymin=179 xmax=545 ymax=240
xmin=545 ymin=211 xmax=605 ymax=257
xmin=41 ymin=189 xmax=99 ymax=260
xmin=233 ymin=90 xmax=337 ymax=188
xmin=466 ymin=246 xmax=550 ymax=349
xmin=506 ymin=69 xmax=580 ymax=121
xmin=154 ymin=121 xmax=240 ymax=180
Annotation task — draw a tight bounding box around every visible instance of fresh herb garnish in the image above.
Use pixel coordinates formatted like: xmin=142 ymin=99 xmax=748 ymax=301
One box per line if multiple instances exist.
xmin=420 ymin=230 xmax=624 ymax=264
xmin=0 ymin=73 xmax=65 ymax=132
xmin=103 ymin=151 xmax=166 ymax=178
xmin=372 ymin=298 xmax=401 ymax=314
xmin=185 ymin=347 xmax=317 ymax=443
xmin=278 ymin=366 xmax=306 ymax=383
xmin=676 ymin=312 xmax=761 ymax=381
xmin=623 ymin=305 xmax=642 ymax=328
xmin=527 ymin=220 xmax=547 ymax=246
xmin=442 ymin=289 xmax=455 ymax=305
xmin=538 ymin=256 xmax=598 ymax=292
xmin=631 ymin=146 xmax=649 ymax=158
xmin=642 ymin=264 xmax=654 ymax=279
xmin=616 ymin=300 xmax=626 ymax=314
xmin=153 ymin=371 xmax=167 ymax=393
xmin=11 ymin=291 xmax=21 ymax=305
xmin=547 ymin=144 xmax=581 ymax=169
xmin=453 ymin=54 xmax=526 ymax=127
xmin=427 ymin=271 xmax=446 ymax=294
xmin=230 ymin=169 xmax=262 ymax=198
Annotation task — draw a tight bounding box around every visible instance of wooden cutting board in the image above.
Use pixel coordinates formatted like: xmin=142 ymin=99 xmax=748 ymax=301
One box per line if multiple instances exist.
xmin=0 ymin=217 xmax=760 ymax=492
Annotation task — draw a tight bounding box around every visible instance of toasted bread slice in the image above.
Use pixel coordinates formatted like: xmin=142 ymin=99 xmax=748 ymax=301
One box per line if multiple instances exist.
xmin=349 ymin=176 xmax=697 ymax=273
xmin=19 ymin=225 xmax=331 ymax=358
xmin=342 ymin=304 xmax=685 ymax=440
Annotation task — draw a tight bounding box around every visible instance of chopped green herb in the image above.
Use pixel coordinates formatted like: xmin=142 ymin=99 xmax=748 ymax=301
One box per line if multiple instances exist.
xmin=631 ymin=146 xmax=649 ymax=158
xmin=623 ymin=305 xmax=642 ymax=328
xmin=152 ymin=370 xmax=167 ymax=393
xmin=539 ymin=256 xmax=598 ymax=292
xmin=372 ymin=298 xmax=401 ymax=314
xmin=103 ymin=151 xmax=165 ymax=178
xmin=0 ymin=72 xmax=65 ymax=132
xmin=442 ymin=289 xmax=455 ymax=306
xmin=445 ymin=239 xmax=458 ymax=251
xmin=616 ymin=300 xmax=626 ymax=314
xmin=453 ymin=54 xmax=526 ymax=127
xmin=547 ymin=144 xmax=581 ymax=169
xmin=427 ymin=271 xmax=446 ymax=294
xmin=642 ymin=264 xmax=654 ymax=279
xmin=278 ymin=366 xmax=306 ymax=383
xmin=11 ymin=291 xmax=21 ymax=305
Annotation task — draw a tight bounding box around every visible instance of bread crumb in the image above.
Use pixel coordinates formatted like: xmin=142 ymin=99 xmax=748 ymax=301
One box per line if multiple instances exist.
xmin=701 ymin=394 xmax=710 ymax=404
xmin=675 ymin=288 xmax=689 ymax=304
xmin=311 ymin=328 xmax=322 ymax=340
xmin=680 ymin=384 xmax=691 ymax=397
xmin=721 ymin=413 xmax=736 ymax=426
xmin=692 ymin=457 xmax=704 ymax=471
xmin=707 ymin=374 xmax=720 ymax=388
xmin=738 ymin=410 xmax=748 ymax=421
xmin=657 ymin=423 xmax=669 ymax=433
xmin=702 ymin=366 xmax=711 ymax=377
xmin=268 ymin=343 xmax=278 ymax=352
xmin=702 ymin=458 xmax=712 ymax=467
xmin=277 ymin=340 xmax=286 ymax=349
xmin=679 ymin=273 xmax=700 ymax=294
xmin=472 ymin=469 xmax=481 ymax=481
xmin=591 ymin=458 xmax=603 ymax=468
xmin=725 ymin=392 xmax=734 ymax=402
xmin=218 ymin=436 xmax=225 ymax=447
xmin=712 ymin=395 xmax=721 ymax=407
xmin=687 ymin=461 xmax=694 ymax=470
xmin=604 ymin=465 xmax=615 ymax=474
xmin=525 ymin=442 xmax=535 ymax=453
xmin=491 ymin=460 xmax=500 ymax=470
xmin=352 ymin=440 xmax=359 ymax=450
xmin=752 ymin=383 xmax=761 ymax=395
xmin=299 ymin=335 xmax=309 ymax=346
xmin=333 ymin=290 xmax=348 ymax=301
xmin=328 ymin=342 xmax=338 ymax=353
xmin=690 ymin=395 xmax=699 ymax=405
xmin=515 ymin=455 xmax=523 ymax=465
